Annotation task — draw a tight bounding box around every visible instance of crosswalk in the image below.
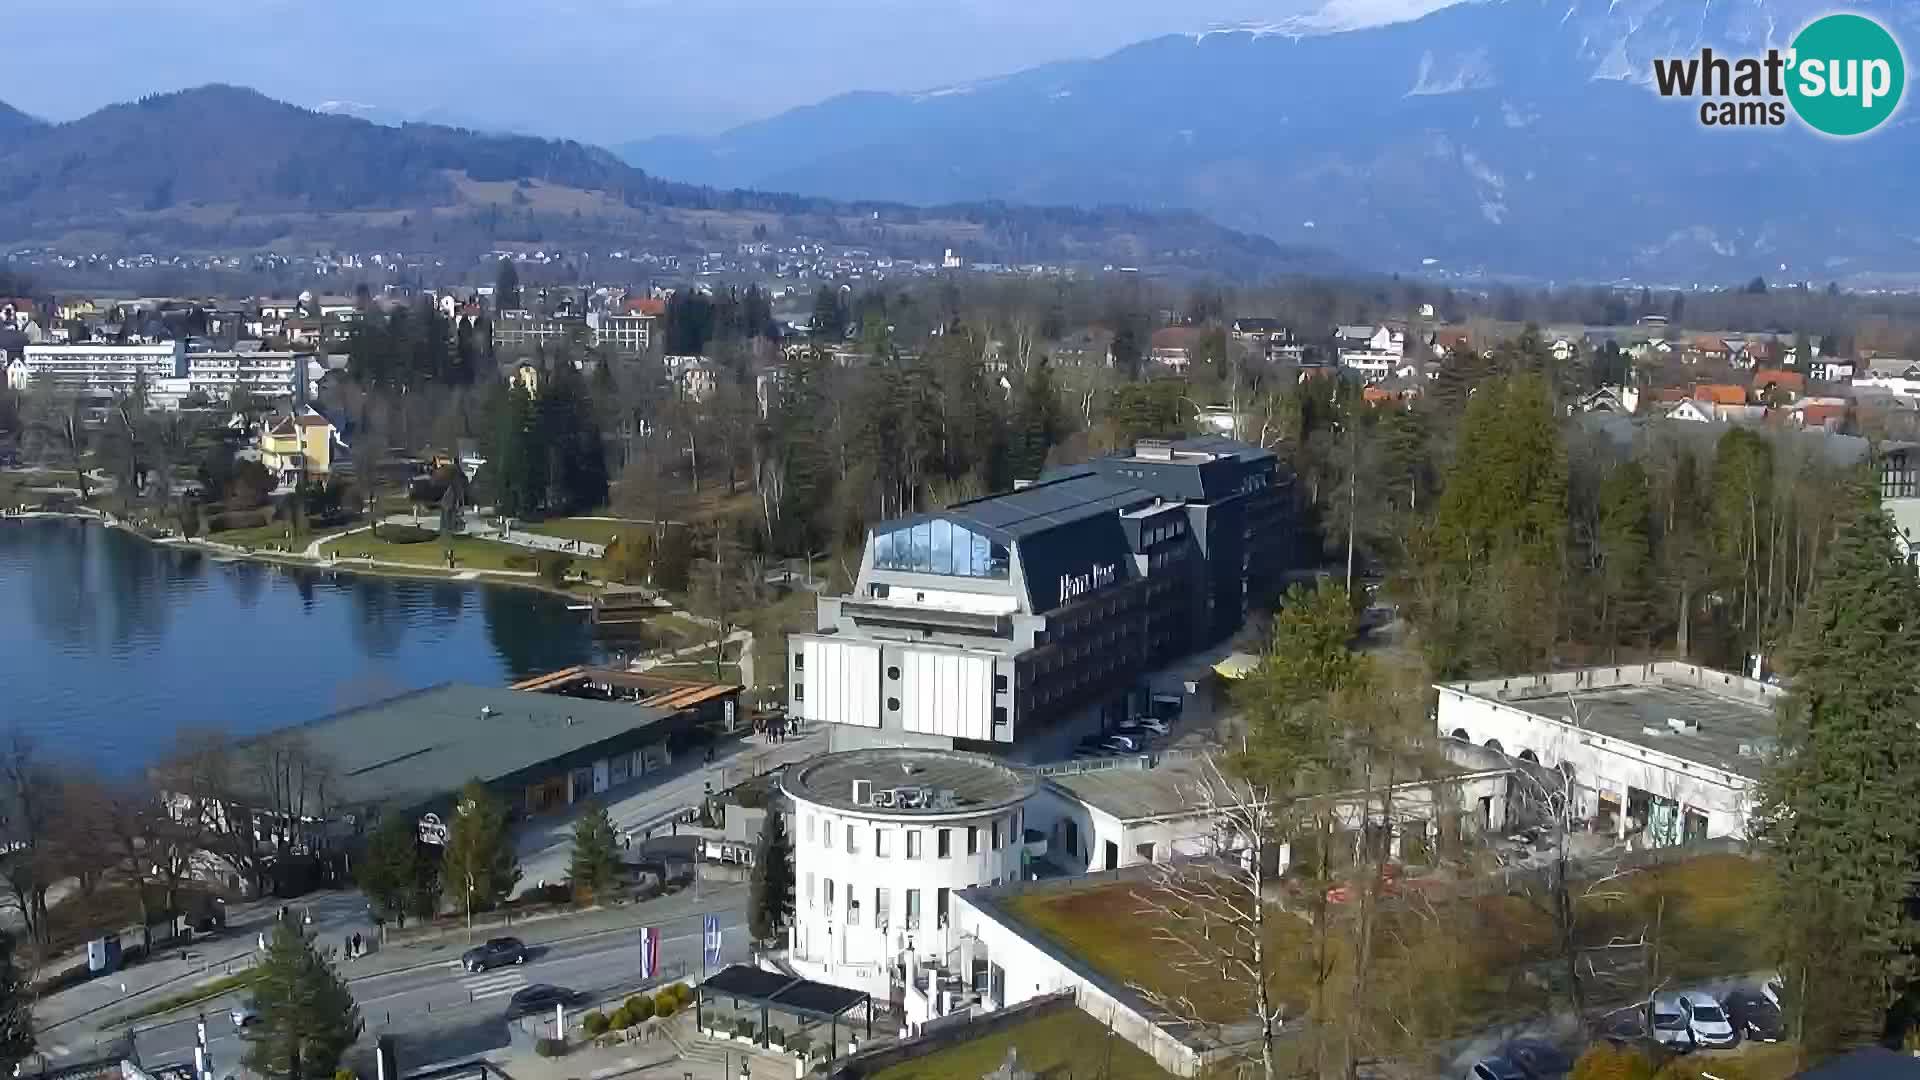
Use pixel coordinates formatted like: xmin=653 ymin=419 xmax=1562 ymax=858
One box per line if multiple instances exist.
xmin=446 ymin=962 xmax=529 ymax=1002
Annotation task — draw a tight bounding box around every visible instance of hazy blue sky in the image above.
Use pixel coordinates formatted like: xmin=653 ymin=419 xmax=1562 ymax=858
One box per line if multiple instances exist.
xmin=0 ymin=0 xmax=1462 ymax=144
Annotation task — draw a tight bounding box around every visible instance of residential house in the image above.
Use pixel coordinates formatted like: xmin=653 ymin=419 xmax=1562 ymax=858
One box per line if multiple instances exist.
xmin=1753 ymin=370 xmax=1806 ymax=402
xmin=1880 ymin=442 xmax=1920 ymax=566
xmin=1685 ymin=336 xmax=1733 ymax=366
xmin=1149 ymin=327 xmax=1201 ymax=371
xmin=258 ymin=408 xmax=343 ymax=486
xmin=1693 ymin=384 xmax=1748 ymax=408
xmin=1744 ymin=339 xmax=1778 ymax=368
xmin=1664 ymin=399 xmax=1719 ymax=424
xmin=1810 ymin=355 xmax=1855 ymax=382
xmin=1230 ymin=317 xmax=1289 ymax=343
xmin=4 ymin=358 xmax=28 ymax=391
xmin=1636 ymin=314 xmax=1670 ymax=328
xmin=1574 ymin=385 xmax=1640 ymax=415
xmin=1432 ymin=327 xmax=1473 ymax=361
xmin=676 ymin=357 xmax=717 ymax=402
xmin=1791 ymin=398 xmax=1850 ymax=432
xmin=509 ymin=362 xmax=540 ymax=397
xmin=1335 ymin=323 xmax=1402 ymax=384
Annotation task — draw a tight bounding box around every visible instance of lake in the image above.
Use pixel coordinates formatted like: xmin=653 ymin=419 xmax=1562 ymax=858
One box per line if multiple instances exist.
xmin=0 ymin=518 xmax=603 ymax=768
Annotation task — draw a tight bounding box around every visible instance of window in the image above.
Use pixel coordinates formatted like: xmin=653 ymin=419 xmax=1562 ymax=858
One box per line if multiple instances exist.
xmin=794 ymin=685 xmax=805 ymax=702
xmin=993 ymin=673 xmax=1008 ymax=692
xmin=846 ymin=823 xmax=859 ymax=854
xmin=887 ymin=697 xmax=901 ymax=711
xmin=993 ymin=706 xmax=1008 ymax=727
xmin=875 ymin=829 xmax=891 ymax=857
xmin=967 ymin=826 xmax=978 ymax=855
xmin=868 ymin=583 xmax=889 ymax=599
xmin=887 ymin=665 xmax=900 ymax=680
xmin=824 ymin=878 xmax=835 ymax=917
xmin=875 ymin=887 xmax=890 ymax=927
xmin=906 ymin=831 xmax=922 ymax=859
xmin=938 ymin=829 xmax=951 ymax=858
xmin=847 ymin=889 xmax=860 ymax=926
xmin=937 ymin=887 xmax=950 ymax=926
xmin=992 ymin=819 xmax=1002 ymax=850
xmin=805 ymin=873 xmax=815 ymax=909
xmin=794 ymin=652 xmax=804 ymax=671
xmin=804 ymin=815 xmax=814 ymax=844
xmin=906 ymin=889 xmax=921 ymax=929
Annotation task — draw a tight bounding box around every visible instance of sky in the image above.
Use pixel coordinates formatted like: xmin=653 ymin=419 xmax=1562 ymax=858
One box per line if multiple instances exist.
xmin=0 ymin=0 xmax=1466 ymax=146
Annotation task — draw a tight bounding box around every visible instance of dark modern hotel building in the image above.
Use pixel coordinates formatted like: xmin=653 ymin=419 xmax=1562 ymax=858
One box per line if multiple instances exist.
xmin=786 ymin=435 xmax=1293 ymax=750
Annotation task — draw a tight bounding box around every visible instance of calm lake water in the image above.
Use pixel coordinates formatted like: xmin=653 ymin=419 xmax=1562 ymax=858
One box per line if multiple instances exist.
xmin=0 ymin=518 xmax=602 ymax=768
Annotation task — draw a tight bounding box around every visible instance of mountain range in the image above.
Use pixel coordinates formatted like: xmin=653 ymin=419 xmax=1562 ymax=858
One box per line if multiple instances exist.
xmin=0 ymin=85 xmax=1319 ymax=278
xmin=621 ymin=0 xmax=1920 ymax=280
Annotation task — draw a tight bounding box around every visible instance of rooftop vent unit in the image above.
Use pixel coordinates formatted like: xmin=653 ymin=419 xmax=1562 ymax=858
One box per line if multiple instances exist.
xmin=1641 ymin=725 xmax=1669 ymax=738
xmin=1136 ymin=439 xmax=1174 ymax=462
xmin=893 ymin=786 xmax=930 ymax=809
xmin=1012 ymin=479 xmax=1033 ymax=490
xmin=479 ymin=705 xmax=495 ymax=719
xmin=1666 ymin=716 xmax=1699 ymax=734
xmin=851 ymin=779 xmax=873 ymax=805
xmin=871 ymin=789 xmax=897 ymax=808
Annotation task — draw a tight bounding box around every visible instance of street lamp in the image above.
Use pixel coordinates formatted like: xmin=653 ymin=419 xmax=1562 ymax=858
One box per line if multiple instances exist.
xmin=465 ymin=872 xmax=475 ymax=944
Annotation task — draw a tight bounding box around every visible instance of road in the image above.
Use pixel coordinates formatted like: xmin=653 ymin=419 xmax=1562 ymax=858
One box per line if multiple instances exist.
xmin=126 ymin=891 xmax=750 ymax=1074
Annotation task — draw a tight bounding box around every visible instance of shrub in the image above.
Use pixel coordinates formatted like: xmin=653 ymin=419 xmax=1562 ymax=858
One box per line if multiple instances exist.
xmin=733 ymin=1018 xmax=756 ymax=1039
xmin=538 ymin=553 xmax=573 ymax=584
xmin=334 ymin=1070 xmax=356 ymax=1080
xmin=1572 ymin=1044 xmax=1655 ymax=1080
xmin=534 ymin=1038 xmax=567 ymax=1058
xmin=663 ymin=982 xmax=690 ymax=1005
xmin=381 ymin=525 xmax=437 ymax=545
xmin=787 ymin=1034 xmax=812 ymax=1058
xmin=767 ymin=1026 xmax=786 ymax=1047
xmin=608 ymin=1006 xmax=633 ymax=1030
xmin=581 ymin=1011 xmax=609 ymax=1037
xmin=504 ymin=553 xmax=536 ymax=570
xmin=652 ymin=993 xmax=678 ymax=1019
xmin=626 ymin=995 xmax=654 ymax=1022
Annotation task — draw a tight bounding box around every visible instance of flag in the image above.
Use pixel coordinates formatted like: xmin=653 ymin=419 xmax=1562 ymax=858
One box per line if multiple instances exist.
xmin=638 ymin=926 xmax=659 ymax=979
xmin=703 ymin=914 xmax=722 ymax=968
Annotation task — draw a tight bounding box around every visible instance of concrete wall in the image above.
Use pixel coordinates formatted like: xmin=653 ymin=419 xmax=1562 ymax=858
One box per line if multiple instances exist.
xmin=1435 ymin=664 xmax=1769 ymax=841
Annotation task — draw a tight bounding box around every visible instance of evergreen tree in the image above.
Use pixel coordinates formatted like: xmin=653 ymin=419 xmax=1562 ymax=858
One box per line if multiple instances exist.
xmin=567 ymin=803 xmax=621 ymax=901
xmin=809 ymin=286 xmax=848 ymax=343
xmin=1759 ymin=488 xmax=1920 ymax=1056
xmin=491 ymin=384 xmax=545 ymax=519
xmin=538 ymin=365 xmax=609 ymax=514
xmin=1007 ymin=362 xmax=1062 ymax=481
xmin=442 ymin=781 xmax=521 ymax=915
xmin=1595 ymin=460 xmax=1653 ymax=652
xmin=0 ymin=934 xmax=33 ymax=1075
xmin=241 ymin=921 xmax=362 ymax=1080
xmin=748 ymin=809 xmax=794 ymax=945
xmin=495 ymin=258 xmax=521 ymax=311
xmin=357 ymin=812 xmax=422 ymax=928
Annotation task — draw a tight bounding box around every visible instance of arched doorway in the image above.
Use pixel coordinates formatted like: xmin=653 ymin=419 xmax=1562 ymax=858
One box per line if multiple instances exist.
xmin=1518 ymin=749 xmax=1540 ymax=764
xmin=1449 ymin=728 xmax=1470 ymax=741
xmin=1485 ymin=739 xmax=1505 ymax=754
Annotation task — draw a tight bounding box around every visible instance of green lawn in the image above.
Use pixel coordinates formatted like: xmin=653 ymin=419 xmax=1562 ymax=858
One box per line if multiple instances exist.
xmin=1001 ymin=853 xmax=1768 ymax=1032
xmin=206 ymin=521 xmax=308 ymax=549
xmin=516 ymin=517 xmax=636 ymax=546
xmin=869 ymin=1007 xmax=1172 ymax=1080
xmin=322 ymin=533 xmax=533 ymax=573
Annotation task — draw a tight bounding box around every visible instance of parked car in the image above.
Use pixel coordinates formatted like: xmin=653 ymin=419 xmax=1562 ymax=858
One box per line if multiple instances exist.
xmin=1102 ymin=734 xmax=1143 ymax=753
xmin=461 ymin=936 xmax=527 ymax=973
xmin=507 ymin=984 xmax=583 ymax=1016
xmin=1723 ymin=989 xmax=1784 ymax=1043
xmin=1467 ymin=1040 xmax=1571 ymax=1080
xmin=229 ymin=1003 xmax=258 ymax=1028
xmin=1120 ymin=717 xmax=1169 ymax=736
xmin=1649 ymin=995 xmax=1693 ymax=1050
xmin=1676 ymin=990 xmax=1738 ymax=1049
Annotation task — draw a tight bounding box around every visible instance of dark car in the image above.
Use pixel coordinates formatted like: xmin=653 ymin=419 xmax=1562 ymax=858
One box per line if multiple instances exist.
xmin=507 ymin=984 xmax=583 ymax=1016
xmin=460 ymin=936 xmax=526 ymax=973
xmin=1503 ymin=1040 xmax=1572 ymax=1078
xmin=1723 ymin=989 xmax=1784 ymax=1043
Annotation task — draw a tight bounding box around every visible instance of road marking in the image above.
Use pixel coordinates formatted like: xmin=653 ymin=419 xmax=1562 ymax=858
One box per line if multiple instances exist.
xmin=458 ymin=971 xmax=528 ymax=1001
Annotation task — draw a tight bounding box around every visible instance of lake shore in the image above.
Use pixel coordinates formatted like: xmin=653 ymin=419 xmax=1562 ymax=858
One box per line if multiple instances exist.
xmin=0 ymin=506 xmax=596 ymax=604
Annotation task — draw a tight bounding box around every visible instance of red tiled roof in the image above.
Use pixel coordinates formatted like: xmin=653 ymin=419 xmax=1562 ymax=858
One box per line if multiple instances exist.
xmin=1691 ymin=336 xmax=1731 ymax=354
xmin=1693 ymin=384 xmax=1747 ymax=406
xmin=1753 ymin=370 xmax=1805 ymax=391
xmin=1799 ymin=403 xmax=1847 ymax=429
xmin=624 ymin=297 xmax=666 ymax=317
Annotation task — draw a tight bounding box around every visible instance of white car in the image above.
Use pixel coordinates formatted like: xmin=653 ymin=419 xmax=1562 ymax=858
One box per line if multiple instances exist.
xmin=1653 ymin=992 xmax=1737 ymax=1050
xmin=229 ymin=1003 xmax=259 ymax=1028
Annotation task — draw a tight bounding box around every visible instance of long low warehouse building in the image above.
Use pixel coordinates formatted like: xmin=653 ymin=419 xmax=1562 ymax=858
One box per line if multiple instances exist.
xmin=1435 ymin=661 xmax=1784 ymax=844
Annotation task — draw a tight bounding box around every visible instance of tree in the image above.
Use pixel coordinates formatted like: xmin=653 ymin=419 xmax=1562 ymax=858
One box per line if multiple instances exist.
xmin=358 ymin=813 xmax=423 ymax=928
xmin=491 ymin=384 xmax=544 ymax=519
xmin=495 ymin=258 xmax=521 ymax=311
xmin=26 ymin=391 xmax=88 ymax=501
xmin=1594 ymin=461 xmax=1654 ymax=652
xmin=1758 ymin=488 xmax=1920 ymax=1057
xmin=241 ymin=921 xmax=363 ymax=1080
xmin=442 ymin=781 xmax=520 ymax=915
xmin=1007 ymin=362 xmax=1063 ymax=481
xmin=748 ymin=809 xmax=793 ymax=945
xmin=0 ymin=933 xmax=33 ymax=1076
xmin=567 ymin=803 xmax=620 ymax=902
xmin=0 ymin=734 xmax=64 ymax=949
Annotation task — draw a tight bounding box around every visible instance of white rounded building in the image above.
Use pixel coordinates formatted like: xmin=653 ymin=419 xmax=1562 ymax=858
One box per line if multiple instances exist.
xmin=782 ymin=747 xmax=1036 ymax=996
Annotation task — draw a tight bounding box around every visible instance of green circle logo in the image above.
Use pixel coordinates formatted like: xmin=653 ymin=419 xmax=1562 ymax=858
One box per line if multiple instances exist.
xmin=1787 ymin=14 xmax=1905 ymax=137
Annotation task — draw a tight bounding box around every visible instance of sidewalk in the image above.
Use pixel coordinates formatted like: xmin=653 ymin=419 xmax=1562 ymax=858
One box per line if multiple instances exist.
xmin=498 ymin=1018 xmax=799 ymax=1080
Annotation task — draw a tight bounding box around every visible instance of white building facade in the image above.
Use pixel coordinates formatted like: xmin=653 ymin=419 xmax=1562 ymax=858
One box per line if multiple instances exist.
xmin=1435 ymin=663 xmax=1782 ymax=844
xmin=783 ymin=748 xmax=1036 ymax=1000
xmin=185 ymin=350 xmax=309 ymax=402
xmin=21 ymin=342 xmax=186 ymax=394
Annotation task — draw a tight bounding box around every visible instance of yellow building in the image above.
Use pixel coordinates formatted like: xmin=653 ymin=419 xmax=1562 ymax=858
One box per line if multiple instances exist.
xmin=259 ymin=408 xmax=341 ymax=486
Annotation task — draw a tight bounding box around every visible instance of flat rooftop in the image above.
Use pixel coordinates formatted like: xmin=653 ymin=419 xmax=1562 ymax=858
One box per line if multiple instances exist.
xmin=783 ymin=748 xmax=1035 ymax=816
xmin=1047 ymin=749 xmax=1502 ymax=823
xmin=256 ymin=683 xmax=676 ymax=810
xmin=1445 ymin=662 xmax=1783 ymax=779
